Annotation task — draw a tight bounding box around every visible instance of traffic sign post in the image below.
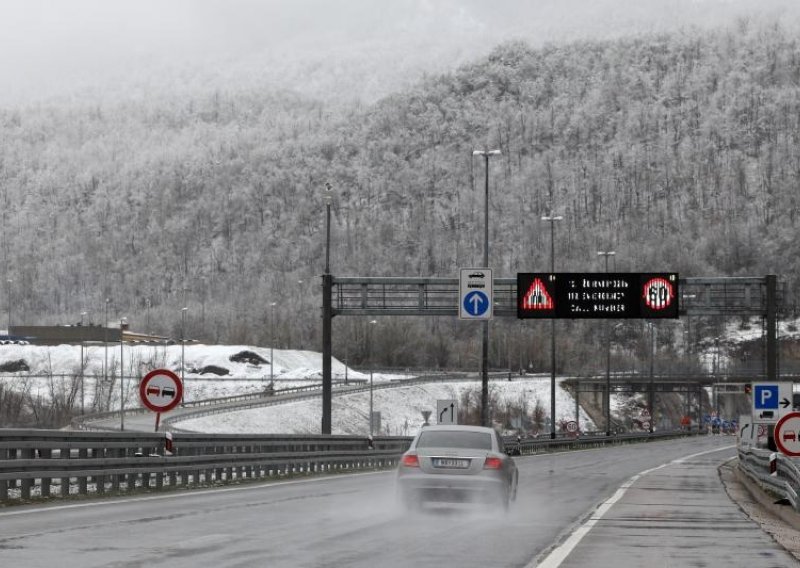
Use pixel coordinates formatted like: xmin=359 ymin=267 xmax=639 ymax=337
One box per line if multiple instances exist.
xmin=752 ymin=382 xmax=792 ymax=422
xmin=774 ymin=411 xmax=800 ymax=457
xmin=437 ymin=399 xmax=457 ymax=425
xmin=459 ymin=268 xmax=493 ymax=320
xmin=139 ymin=369 xmax=184 ymax=432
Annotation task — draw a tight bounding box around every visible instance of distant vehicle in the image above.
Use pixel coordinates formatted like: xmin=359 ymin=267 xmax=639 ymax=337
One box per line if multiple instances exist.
xmin=396 ymin=425 xmax=518 ymax=512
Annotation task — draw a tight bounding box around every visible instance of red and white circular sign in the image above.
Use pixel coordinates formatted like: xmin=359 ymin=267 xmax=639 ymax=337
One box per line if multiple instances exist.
xmin=139 ymin=369 xmax=183 ymax=413
xmin=641 ymin=421 xmax=651 ymax=431
xmin=565 ymin=421 xmax=579 ymax=433
xmin=642 ymin=277 xmax=675 ymax=311
xmin=775 ymin=412 xmax=800 ymax=457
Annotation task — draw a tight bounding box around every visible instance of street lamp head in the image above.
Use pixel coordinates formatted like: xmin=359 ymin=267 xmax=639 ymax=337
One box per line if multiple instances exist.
xmin=597 ymin=251 xmax=616 ymax=256
xmin=541 ymin=215 xmax=563 ymax=222
xmin=270 ymin=302 xmax=277 ymax=307
xmin=369 ymin=320 xmax=377 ymax=325
xmin=472 ymin=149 xmax=501 ymax=156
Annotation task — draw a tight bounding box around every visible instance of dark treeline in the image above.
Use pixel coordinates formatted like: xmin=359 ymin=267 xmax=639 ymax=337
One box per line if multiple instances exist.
xmin=0 ymin=20 xmax=796 ymax=372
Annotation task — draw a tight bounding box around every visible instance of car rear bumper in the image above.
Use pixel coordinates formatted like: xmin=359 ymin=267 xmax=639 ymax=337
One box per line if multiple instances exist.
xmin=397 ymin=473 xmax=507 ymax=505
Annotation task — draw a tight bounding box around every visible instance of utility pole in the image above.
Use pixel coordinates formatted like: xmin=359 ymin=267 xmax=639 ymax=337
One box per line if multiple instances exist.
xmin=473 ymin=149 xmax=500 ymax=427
xmin=542 ymin=214 xmax=563 ymax=439
xmin=597 ymin=250 xmax=616 ymax=436
xmin=119 ymin=317 xmax=126 ymax=431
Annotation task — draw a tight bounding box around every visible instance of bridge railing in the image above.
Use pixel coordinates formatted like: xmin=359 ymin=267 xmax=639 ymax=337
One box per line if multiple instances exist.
xmin=738 ymin=446 xmax=800 ymax=511
xmin=0 ymin=429 xmax=412 ymax=503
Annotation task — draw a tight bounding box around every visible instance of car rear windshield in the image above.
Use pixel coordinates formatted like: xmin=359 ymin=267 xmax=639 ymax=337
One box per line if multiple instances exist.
xmin=415 ymin=431 xmax=493 ymax=450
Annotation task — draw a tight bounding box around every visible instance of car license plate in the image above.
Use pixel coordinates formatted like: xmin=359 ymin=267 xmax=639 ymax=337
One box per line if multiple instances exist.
xmin=432 ymin=458 xmax=470 ymax=469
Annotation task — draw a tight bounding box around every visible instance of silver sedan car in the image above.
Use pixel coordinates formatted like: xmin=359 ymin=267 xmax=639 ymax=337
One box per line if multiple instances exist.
xmin=396 ymin=425 xmax=518 ymax=511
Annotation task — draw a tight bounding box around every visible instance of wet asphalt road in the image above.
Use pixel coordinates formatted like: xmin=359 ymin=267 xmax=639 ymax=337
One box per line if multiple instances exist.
xmin=0 ymin=436 xmax=792 ymax=567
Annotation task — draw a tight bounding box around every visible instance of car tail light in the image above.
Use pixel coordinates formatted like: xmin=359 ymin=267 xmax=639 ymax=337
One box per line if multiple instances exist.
xmin=483 ymin=456 xmax=502 ymax=470
xmin=401 ymin=454 xmax=420 ymax=467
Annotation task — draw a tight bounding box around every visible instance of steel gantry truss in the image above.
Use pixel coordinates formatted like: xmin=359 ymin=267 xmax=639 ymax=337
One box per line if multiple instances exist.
xmin=320 ymin=275 xmax=781 ymax=434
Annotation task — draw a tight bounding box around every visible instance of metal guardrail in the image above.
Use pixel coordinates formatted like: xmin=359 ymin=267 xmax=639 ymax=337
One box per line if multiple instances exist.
xmin=0 ymin=428 xmax=700 ymax=504
xmin=504 ymin=429 xmax=698 ymax=455
xmin=738 ymin=446 xmax=800 ymax=511
xmin=0 ymin=430 xmax=412 ymax=503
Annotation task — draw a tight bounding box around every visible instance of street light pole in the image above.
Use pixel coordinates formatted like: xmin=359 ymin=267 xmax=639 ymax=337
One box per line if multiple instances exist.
xmin=104 ymin=298 xmax=110 ymax=384
xmin=597 ymin=250 xmax=616 ymax=436
xmin=369 ymin=319 xmax=377 ymax=435
xmin=324 ymin=182 xmax=333 ymax=274
xmin=322 ymin=182 xmax=335 ymax=435
xmin=181 ymin=306 xmax=188 ymax=391
xmin=6 ymin=278 xmax=12 ymax=334
xmin=648 ymin=322 xmax=656 ymax=433
xmin=473 ymin=149 xmax=500 ymax=427
xmin=542 ymin=214 xmax=563 ymax=439
xmin=119 ymin=317 xmax=126 ymax=431
xmin=270 ymin=302 xmax=276 ymax=381
xmin=80 ymin=311 xmax=87 ymax=415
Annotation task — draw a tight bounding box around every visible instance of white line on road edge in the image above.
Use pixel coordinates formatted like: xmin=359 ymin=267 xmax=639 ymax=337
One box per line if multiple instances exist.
xmin=529 ymin=444 xmax=735 ymax=568
xmin=0 ymin=470 xmax=391 ymax=518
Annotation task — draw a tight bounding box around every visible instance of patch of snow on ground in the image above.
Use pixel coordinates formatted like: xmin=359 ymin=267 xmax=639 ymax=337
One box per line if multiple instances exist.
xmin=181 ymin=377 xmax=596 ymax=437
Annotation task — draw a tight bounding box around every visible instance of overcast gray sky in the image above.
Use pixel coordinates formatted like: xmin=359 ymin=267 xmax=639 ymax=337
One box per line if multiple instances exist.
xmin=2 ymin=0 xmax=798 ymax=105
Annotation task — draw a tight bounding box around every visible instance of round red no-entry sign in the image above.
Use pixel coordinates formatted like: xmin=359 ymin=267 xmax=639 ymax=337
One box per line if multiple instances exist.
xmin=775 ymin=411 xmax=800 ymax=457
xmin=139 ymin=369 xmax=183 ymax=413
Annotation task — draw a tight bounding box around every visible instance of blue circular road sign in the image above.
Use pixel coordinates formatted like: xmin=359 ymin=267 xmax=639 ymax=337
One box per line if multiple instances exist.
xmin=463 ymin=290 xmax=489 ymax=317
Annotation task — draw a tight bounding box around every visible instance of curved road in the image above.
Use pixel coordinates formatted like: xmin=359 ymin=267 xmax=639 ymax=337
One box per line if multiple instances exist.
xmin=0 ymin=436 xmax=793 ymax=567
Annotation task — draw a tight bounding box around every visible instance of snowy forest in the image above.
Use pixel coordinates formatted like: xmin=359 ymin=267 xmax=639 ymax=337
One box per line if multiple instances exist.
xmin=2 ymin=16 xmax=800 ymax=372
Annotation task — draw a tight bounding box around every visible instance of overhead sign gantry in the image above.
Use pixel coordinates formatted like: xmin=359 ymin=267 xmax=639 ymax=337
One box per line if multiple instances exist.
xmin=320 ymin=274 xmax=781 ymax=434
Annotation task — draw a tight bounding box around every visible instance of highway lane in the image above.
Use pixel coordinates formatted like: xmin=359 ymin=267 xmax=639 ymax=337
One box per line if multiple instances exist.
xmin=0 ymin=436 xmax=783 ymax=567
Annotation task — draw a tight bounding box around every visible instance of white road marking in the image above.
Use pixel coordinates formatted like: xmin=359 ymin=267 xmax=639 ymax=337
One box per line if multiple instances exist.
xmin=530 ymin=444 xmax=736 ymax=568
xmin=0 ymin=470 xmax=391 ymax=517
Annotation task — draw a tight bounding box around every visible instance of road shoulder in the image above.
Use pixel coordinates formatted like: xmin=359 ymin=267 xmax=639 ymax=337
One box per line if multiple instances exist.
xmin=720 ymin=458 xmax=800 ymax=561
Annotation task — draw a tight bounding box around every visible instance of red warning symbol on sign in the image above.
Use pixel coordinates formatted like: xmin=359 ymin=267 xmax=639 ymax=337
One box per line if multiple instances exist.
xmin=643 ymin=277 xmax=674 ymax=311
xmin=521 ymin=278 xmax=554 ymax=310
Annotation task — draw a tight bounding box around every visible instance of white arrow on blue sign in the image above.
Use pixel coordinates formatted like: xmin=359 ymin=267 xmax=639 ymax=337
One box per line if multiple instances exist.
xmin=463 ymin=291 xmax=489 ymax=316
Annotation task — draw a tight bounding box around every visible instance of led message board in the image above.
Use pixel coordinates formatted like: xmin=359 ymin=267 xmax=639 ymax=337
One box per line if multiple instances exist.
xmin=517 ymin=273 xmax=679 ymax=319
